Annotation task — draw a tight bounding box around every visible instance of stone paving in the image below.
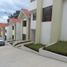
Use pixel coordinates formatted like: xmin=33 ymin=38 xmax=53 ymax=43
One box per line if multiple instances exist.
xmin=0 ymin=45 xmax=67 ymax=67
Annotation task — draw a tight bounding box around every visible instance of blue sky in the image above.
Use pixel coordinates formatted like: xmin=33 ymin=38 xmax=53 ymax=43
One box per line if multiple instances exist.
xmin=0 ymin=0 xmax=30 ymax=23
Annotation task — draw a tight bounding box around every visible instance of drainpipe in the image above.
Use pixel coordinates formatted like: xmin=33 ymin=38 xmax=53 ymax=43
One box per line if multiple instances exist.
xmin=35 ymin=0 xmax=43 ymax=43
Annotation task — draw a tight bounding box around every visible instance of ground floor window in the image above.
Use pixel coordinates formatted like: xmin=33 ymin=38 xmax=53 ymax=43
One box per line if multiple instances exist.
xmin=12 ymin=26 xmax=14 ymax=30
xmin=12 ymin=35 xmax=14 ymax=40
xmin=5 ymin=35 xmax=7 ymax=40
xmin=22 ymin=34 xmax=26 ymax=40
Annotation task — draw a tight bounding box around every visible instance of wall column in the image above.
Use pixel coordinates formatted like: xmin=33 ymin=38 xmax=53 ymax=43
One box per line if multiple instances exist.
xmin=35 ymin=0 xmax=43 ymax=43
xmin=50 ymin=0 xmax=63 ymax=44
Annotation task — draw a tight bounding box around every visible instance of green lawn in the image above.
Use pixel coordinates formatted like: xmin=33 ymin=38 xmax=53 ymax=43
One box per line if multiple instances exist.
xmin=44 ymin=41 xmax=67 ymax=56
xmin=24 ymin=43 xmax=44 ymax=52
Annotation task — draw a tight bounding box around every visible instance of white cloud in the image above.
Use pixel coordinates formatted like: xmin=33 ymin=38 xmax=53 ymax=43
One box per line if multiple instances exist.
xmin=0 ymin=0 xmax=30 ymax=23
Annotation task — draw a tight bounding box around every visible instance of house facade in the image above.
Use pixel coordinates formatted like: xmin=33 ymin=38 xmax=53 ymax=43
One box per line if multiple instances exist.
xmin=5 ymin=0 xmax=67 ymax=46
xmin=0 ymin=27 xmax=5 ymax=40
xmin=5 ymin=9 xmax=30 ymax=42
xmin=0 ymin=23 xmax=8 ymax=40
xmin=29 ymin=0 xmax=53 ymax=45
xmin=29 ymin=0 xmax=67 ymax=46
xmin=5 ymin=20 xmax=16 ymax=41
xmin=16 ymin=9 xmax=30 ymax=41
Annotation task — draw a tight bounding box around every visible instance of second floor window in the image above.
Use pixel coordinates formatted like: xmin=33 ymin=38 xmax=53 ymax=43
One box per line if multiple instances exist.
xmin=22 ymin=34 xmax=26 ymax=40
xmin=12 ymin=26 xmax=14 ymax=30
xmin=5 ymin=30 xmax=7 ymax=33
xmin=30 ymin=0 xmax=35 ymax=2
xmin=42 ymin=6 xmax=52 ymax=22
xmin=12 ymin=35 xmax=14 ymax=40
xmin=23 ymin=21 xmax=27 ymax=27
xmin=33 ymin=12 xmax=36 ymax=20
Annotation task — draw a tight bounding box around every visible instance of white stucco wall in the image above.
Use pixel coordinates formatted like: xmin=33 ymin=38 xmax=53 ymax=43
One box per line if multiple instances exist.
xmin=23 ymin=27 xmax=27 ymax=34
xmin=6 ymin=25 xmax=12 ymax=41
xmin=29 ymin=0 xmax=37 ymax=11
xmin=30 ymin=21 xmax=36 ymax=29
xmin=41 ymin=22 xmax=52 ymax=45
xmin=30 ymin=0 xmax=53 ymax=30
xmin=29 ymin=0 xmax=53 ymax=11
xmin=30 ymin=30 xmax=35 ymax=42
xmin=60 ymin=0 xmax=67 ymax=41
xmin=30 ymin=13 xmax=36 ymax=29
xmin=30 ymin=0 xmax=53 ymax=44
xmin=16 ymin=22 xmax=22 ymax=41
xmin=5 ymin=26 xmax=10 ymax=40
xmin=5 ymin=27 xmax=8 ymax=36
xmin=43 ymin=0 xmax=53 ymax=8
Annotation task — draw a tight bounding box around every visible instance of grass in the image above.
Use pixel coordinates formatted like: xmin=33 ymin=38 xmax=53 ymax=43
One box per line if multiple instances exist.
xmin=44 ymin=41 xmax=67 ymax=56
xmin=24 ymin=43 xmax=44 ymax=52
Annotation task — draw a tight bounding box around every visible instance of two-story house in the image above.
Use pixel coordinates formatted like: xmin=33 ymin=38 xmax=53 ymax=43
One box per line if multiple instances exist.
xmin=29 ymin=0 xmax=67 ymax=46
xmin=5 ymin=9 xmax=30 ymax=42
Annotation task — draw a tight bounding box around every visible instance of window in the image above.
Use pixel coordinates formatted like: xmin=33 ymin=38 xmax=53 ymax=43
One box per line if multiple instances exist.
xmin=42 ymin=6 xmax=52 ymax=22
xmin=5 ymin=30 xmax=7 ymax=33
xmin=33 ymin=12 xmax=36 ymax=20
xmin=0 ymin=28 xmax=1 ymax=37
xmin=23 ymin=21 xmax=27 ymax=27
xmin=12 ymin=35 xmax=14 ymax=40
xmin=12 ymin=26 xmax=14 ymax=30
xmin=5 ymin=35 xmax=7 ymax=40
xmin=30 ymin=0 xmax=35 ymax=2
xmin=22 ymin=34 xmax=26 ymax=40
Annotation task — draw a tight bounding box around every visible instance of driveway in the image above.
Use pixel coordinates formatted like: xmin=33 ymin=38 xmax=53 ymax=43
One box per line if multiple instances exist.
xmin=0 ymin=45 xmax=67 ymax=67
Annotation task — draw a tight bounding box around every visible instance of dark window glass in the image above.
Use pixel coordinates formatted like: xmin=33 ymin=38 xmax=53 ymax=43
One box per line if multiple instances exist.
xmin=33 ymin=12 xmax=36 ymax=20
xmin=22 ymin=34 xmax=26 ymax=40
xmin=30 ymin=0 xmax=35 ymax=2
xmin=12 ymin=26 xmax=14 ymax=30
xmin=23 ymin=21 xmax=27 ymax=27
xmin=5 ymin=30 xmax=7 ymax=33
xmin=5 ymin=35 xmax=7 ymax=40
xmin=12 ymin=35 xmax=14 ymax=40
xmin=7 ymin=19 xmax=9 ymax=22
xmin=0 ymin=29 xmax=1 ymax=36
xmin=42 ymin=6 xmax=52 ymax=22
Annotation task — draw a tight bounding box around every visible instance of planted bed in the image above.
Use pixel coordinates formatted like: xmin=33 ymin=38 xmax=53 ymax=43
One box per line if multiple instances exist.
xmin=44 ymin=41 xmax=67 ymax=56
xmin=24 ymin=43 xmax=44 ymax=52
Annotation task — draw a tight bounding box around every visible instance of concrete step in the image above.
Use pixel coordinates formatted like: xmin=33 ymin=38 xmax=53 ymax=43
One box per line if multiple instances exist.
xmin=15 ymin=42 xmax=33 ymax=47
xmin=13 ymin=41 xmax=33 ymax=47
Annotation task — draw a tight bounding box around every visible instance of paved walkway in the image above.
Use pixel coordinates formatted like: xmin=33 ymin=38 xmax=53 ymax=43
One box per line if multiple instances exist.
xmin=0 ymin=45 xmax=67 ymax=67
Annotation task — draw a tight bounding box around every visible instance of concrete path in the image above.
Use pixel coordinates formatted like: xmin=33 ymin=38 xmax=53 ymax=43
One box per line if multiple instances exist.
xmin=0 ymin=45 xmax=67 ymax=67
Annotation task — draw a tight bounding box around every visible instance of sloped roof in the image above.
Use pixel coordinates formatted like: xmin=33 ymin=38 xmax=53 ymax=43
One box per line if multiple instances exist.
xmin=0 ymin=23 xmax=9 ymax=27
xmin=9 ymin=18 xmax=21 ymax=23
xmin=21 ymin=9 xmax=30 ymax=17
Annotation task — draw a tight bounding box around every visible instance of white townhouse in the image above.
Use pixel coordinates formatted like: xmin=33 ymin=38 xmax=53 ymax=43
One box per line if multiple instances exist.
xmin=5 ymin=19 xmax=17 ymax=41
xmin=29 ymin=0 xmax=53 ymax=45
xmin=16 ymin=9 xmax=30 ymax=41
xmin=0 ymin=23 xmax=8 ymax=40
xmin=5 ymin=0 xmax=67 ymax=46
xmin=29 ymin=0 xmax=67 ymax=46
xmin=5 ymin=9 xmax=30 ymax=42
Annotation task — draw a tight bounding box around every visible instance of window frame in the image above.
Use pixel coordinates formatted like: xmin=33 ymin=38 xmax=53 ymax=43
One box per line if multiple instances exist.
xmin=22 ymin=34 xmax=26 ymax=40
xmin=12 ymin=35 xmax=14 ymax=40
xmin=12 ymin=26 xmax=14 ymax=30
xmin=23 ymin=21 xmax=27 ymax=27
xmin=32 ymin=12 xmax=36 ymax=20
xmin=42 ymin=6 xmax=52 ymax=22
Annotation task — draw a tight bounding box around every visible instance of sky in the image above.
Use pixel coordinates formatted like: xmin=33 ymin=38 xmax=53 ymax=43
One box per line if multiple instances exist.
xmin=0 ymin=0 xmax=30 ymax=23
